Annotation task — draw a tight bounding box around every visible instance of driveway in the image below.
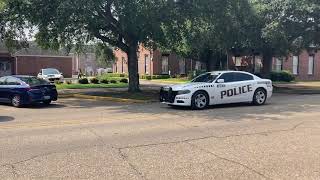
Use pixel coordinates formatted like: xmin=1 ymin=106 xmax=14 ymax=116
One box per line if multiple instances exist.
xmin=0 ymin=94 xmax=320 ymax=179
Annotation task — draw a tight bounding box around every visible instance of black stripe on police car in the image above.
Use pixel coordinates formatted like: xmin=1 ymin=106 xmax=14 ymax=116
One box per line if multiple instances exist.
xmin=221 ymin=85 xmax=253 ymax=99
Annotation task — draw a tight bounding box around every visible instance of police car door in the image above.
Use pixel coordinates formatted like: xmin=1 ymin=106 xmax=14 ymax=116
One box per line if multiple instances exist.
xmin=232 ymin=72 xmax=255 ymax=102
xmin=214 ymin=72 xmax=239 ymax=104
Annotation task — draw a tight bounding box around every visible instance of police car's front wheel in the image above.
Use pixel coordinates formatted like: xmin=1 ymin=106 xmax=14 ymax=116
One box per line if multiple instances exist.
xmin=253 ymin=88 xmax=267 ymax=105
xmin=191 ymin=91 xmax=209 ymax=110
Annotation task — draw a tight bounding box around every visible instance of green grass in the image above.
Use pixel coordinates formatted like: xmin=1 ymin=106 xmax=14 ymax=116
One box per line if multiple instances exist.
xmin=148 ymin=78 xmax=190 ymax=84
xmin=98 ymin=74 xmax=128 ymax=81
xmin=56 ymin=83 xmax=128 ymax=90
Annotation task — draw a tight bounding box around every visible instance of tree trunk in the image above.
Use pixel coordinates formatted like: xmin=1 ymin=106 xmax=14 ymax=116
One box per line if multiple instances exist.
xmin=262 ymin=51 xmax=273 ymax=78
xmin=127 ymin=43 xmax=140 ymax=92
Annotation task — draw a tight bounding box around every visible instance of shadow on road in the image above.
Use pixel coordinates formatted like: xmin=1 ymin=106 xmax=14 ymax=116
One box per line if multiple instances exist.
xmin=0 ymin=116 xmax=14 ymax=122
xmin=60 ymin=94 xmax=320 ymax=122
xmin=26 ymin=103 xmax=67 ymax=109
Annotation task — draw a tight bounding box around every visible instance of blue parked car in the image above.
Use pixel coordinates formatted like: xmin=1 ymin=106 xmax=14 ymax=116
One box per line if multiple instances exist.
xmin=0 ymin=75 xmax=58 ymax=107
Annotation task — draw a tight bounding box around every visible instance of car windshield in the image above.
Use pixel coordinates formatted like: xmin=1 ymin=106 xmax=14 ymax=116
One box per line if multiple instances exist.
xmin=43 ymin=69 xmax=60 ymax=75
xmin=18 ymin=77 xmax=50 ymax=86
xmin=191 ymin=73 xmax=219 ymax=83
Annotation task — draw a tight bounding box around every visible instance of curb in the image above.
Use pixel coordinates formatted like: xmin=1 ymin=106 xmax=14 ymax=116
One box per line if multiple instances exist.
xmin=59 ymin=94 xmax=153 ymax=103
xmin=274 ymin=87 xmax=320 ymax=95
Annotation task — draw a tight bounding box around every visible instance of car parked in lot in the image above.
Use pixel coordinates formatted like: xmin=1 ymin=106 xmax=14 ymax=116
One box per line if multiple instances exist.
xmin=160 ymin=71 xmax=273 ymax=110
xmin=0 ymin=76 xmax=58 ymax=107
xmin=38 ymin=68 xmax=64 ymax=82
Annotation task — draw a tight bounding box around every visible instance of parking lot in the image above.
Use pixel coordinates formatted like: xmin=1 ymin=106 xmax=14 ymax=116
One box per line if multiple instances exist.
xmin=1 ymin=94 xmax=320 ymax=179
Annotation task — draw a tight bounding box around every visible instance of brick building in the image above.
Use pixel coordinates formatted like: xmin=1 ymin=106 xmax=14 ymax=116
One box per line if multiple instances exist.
xmin=113 ymin=45 xmax=205 ymax=76
xmin=272 ymin=50 xmax=320 ymax=81
xmin=0 ymin=44 xmax=73 ymax=78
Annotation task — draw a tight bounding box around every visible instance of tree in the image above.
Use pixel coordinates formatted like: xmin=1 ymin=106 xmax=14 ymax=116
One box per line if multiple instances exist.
xmin=4 ymin=0 xmax=180 ymax=92
xmin=251 ymin=0 xmax=320 ymax=75
xmin=95 ymin=43 xmax=115 ymax=68
xmin=163 ymin=0 xmax=262 ymax=72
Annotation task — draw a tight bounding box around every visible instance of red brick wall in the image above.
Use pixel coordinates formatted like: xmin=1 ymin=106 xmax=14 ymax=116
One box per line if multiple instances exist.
xmin=152 ymin=50 xmax=162 ymax=75
xmin=113 ymin=45 xmax=204 ymax=76
xmin=278 ymin=50 xmax=320 ymax=81
xmin=15 ymin=56 xmax=73 ymax=78
xmin=113 ymin=45 xmax=152 ymax=75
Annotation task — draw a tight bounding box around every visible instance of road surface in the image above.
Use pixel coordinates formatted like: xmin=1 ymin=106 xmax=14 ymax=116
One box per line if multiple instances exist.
xmin=0 ymin=94 xmax=320 ymax=179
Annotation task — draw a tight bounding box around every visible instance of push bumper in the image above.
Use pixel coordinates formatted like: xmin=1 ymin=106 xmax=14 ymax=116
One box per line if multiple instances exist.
xmin=159 ymin=88 xmax=191 ymax=106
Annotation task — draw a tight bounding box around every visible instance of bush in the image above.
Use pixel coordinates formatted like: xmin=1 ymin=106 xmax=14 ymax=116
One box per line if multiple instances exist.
xmin=146 ymin=75 xmax=152 ymax=80
xmin=120 ymin=78 xmax=129 ymax=83
xmin=100 ymin=79 xmax=109 ymax=84
xmin=54 ymin=80 xmax=63 ymax=85
xmin=78 ymin=78 xmax=89 ymax=84
xmin=110 ymin=80 xmax=117 ymax=84
xmin=90 ymin=78 xmax=99 ymax=84
xmin=66 ymin=80 xmax=72 ymax=84
xmin=153 ymin=75 xmax=171 ymax=79
xmin=270 ymin=71 xmax=295 ymax=82
xmin=188 ymin=70 xmax=207 ymax=80
xmin=102 ymin=73 xmax=127 ymax=78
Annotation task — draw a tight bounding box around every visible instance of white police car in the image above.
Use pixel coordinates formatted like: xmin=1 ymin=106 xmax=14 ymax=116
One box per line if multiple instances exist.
xmin=160 ymin=71 xmax=273 ymax=110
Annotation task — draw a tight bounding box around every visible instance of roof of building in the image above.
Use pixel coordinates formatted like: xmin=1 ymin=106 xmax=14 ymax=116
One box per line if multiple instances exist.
xmin=0 ymin=42 xmax=70 ymax=56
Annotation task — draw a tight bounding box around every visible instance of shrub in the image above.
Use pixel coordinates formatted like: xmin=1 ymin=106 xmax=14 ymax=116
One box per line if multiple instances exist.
xmin=120 ymin=78 xmax=129 ymax=83
xmin=187 ymin=70 xmax=206 ymax=80
xmin=54 ymin=80 xmax=63 ymax=85
xmin=146 ymin=75 xmax=152 ymax=80
xmin=102 ymin=73 xmax=127 ymax=78
xmin=78 ymin=78 xmax=89 ymax=84
xmin=90 ymin=78 xmax=99 ymax=84
xmin=270 ymin=71 xmax=295 ymax=82
xmin=66 ymin=80 xmax=72 ymax=84
xmin=100 ymin=79 xmax=109 ymax=84
xmin=110 ymin=80 xmax=117 ymax=84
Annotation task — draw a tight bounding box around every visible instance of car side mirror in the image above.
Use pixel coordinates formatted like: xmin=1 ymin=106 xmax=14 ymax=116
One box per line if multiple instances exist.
xmin=216 ymin=79 xmax=225 ymax=83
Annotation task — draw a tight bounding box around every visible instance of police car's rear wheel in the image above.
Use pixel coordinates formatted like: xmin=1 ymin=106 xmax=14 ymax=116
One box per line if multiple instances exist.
xmin=253 ymin=89 xmax=267 ymax=105
xmin=191 ymin=91 xmax=209 ymax=110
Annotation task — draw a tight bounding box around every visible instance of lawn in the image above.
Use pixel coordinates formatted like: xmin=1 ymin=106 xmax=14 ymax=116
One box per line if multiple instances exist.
xmin=148 ymin=78 xmax=190 ymax=84
xmin=56 ymin=83 xmax=128 ymax=90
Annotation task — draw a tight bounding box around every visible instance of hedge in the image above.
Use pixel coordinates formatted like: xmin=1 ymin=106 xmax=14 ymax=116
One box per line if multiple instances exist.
xmin=270 ymin=71 xmax=295 ymax=82
xmin=141 ymin=75 xmax=171 ymax=80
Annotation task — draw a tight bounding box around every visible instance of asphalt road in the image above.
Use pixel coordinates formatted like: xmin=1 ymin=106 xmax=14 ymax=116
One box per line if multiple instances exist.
xmin=0 ymin=94 xmax=320 ymax=180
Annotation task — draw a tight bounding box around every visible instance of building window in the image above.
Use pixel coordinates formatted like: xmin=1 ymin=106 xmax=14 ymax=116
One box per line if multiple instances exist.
xmin=308 ymin=55 xmax=314 ymax=75
xmin=144 ymin=54 xmax=149 ymax=74
xmin=292 ymin=56 xmax=299 ymax=75
xmin=195 ymin=61 xmax=202 ymax=71
xmin=179 ymin=59 xmax=186 ymax=74
xmin=161 ymin=56 xmax=169 ymax=74
xmin=275 ymin=58 xmax=283 ymax=72
xmin=235 ymin=57 xmax=242 ymax=66
xmin=0 ymin=62 xmax=4 ymax=71
xmin=254 ymin=56 xmax=263 ymax=73
xmin=121 ymin=57 xmax=125 ymax=73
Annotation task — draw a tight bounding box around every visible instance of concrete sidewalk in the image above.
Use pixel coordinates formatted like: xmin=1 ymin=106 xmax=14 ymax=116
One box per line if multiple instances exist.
xmin=274 ymin=82 xmax=320 ymax=94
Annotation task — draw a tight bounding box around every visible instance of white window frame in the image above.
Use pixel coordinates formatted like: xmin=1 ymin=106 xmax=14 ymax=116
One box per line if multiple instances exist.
xmin=275 ymin=58 xmax=283 ymax=72
xmin=235 ymin=57 xmax=242 ymax=67
xmin=144 ymin=54 xmax=149 ymax=74
xmin=195 ymin=61 xmax=202 ymax=71
xmin=292 ymin=56 xmax=299 ymax=75
xmin=308 ymin=55 xmax=314 ymax=75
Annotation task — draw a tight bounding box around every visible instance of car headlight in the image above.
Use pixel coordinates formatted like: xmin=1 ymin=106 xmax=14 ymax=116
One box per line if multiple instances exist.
xmin=177 ymin=90 xmax=191 ymax=95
